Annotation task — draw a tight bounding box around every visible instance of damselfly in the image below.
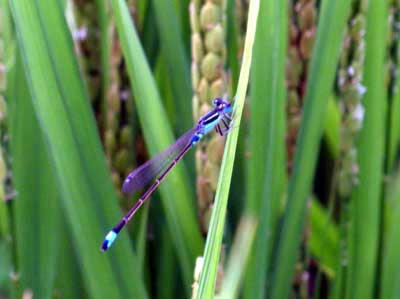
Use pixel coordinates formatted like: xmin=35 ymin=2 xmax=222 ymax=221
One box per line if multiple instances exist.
xmin=101 ymin=98 xmax=233 ymax=251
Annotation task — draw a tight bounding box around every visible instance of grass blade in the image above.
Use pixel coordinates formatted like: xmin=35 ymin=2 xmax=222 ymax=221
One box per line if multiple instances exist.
xmin=8 ymin=53 xmax=59 ymax=299
xmin=387 ymin=30 xmax=400 ymax=170
xmin=55 ymin=220 xmax=88 ymax=299
xmin=218 ymin=216 xmax=258 ymax=299
xmin=153 ymin=0 xmax=192 ymax=132
xmin=243 ymin=0 xmax=288 ymax=297
xmin=269 ymin=1 xmax=351 ymax=298
xmin=156 ymin=229 xmax=177 ymax=299
xmin=9 ymin=1 xmax=147 ymax=297
xmin=347 ymin=1 xmax=387 ymax=298
xmin=111 ymin=0 xmax=203 ymax=291
xmin=196 ymin=0 xmax=260 ymax=297
xmin=381 ymin=167 xmax=400 ymax=299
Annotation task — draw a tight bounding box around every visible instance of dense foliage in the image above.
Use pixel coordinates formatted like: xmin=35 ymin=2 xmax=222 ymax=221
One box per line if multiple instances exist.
xmin=0 ymin=0 xmax=399 ymax=298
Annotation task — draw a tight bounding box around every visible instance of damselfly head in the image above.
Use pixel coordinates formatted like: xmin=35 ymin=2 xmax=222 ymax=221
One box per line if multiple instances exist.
xmin=212 ymin=98 xmax=232 ymax=113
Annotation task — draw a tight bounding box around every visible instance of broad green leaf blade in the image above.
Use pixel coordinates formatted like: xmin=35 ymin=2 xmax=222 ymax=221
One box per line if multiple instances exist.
xmin=347 ymin=1 xmax=387 ymax=298
xmin=269 ymin=1 xmax=351 ymax=298
xmin=381 ymin=167 xmax=400 ymax=299
xmin=153 ymin=0 xmax=192 ymax=132
xmin=244 ymin=0 xmax=287 ymax=298
xmin=111 ymin=0 xmax=203 ymax=291
xmin=9 ymin=1 xmax=147 ymax=298
xmin=197 ymin=0 xmax=260 ymax=297
xmin=8 ymin=53 xmax=59 ymax=299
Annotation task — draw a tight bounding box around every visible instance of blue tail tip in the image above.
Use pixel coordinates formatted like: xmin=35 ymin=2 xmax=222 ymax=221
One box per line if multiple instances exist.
xmin=100 ymin=230 xmax=118 ymax=252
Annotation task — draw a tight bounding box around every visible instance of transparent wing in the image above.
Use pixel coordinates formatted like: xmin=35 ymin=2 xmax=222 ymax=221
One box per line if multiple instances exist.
xmin=122 ymin=126 xmax=197 ymax=194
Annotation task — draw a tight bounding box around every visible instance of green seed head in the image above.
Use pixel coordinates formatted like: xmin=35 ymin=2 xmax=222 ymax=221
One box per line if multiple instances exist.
xmin=192 ymin=62 xmax=200 ymax=90
xmin=192 ymin=94 xmax=200 ymax=120
xmin=192 ymin=33 xmax=204 ymax=63
xmin=189 ymin=2 xmax=200 ymax=33
xmin=198 ymin=78 xmax=210 ymax=104
xmin=195 ymin=148 xmax=204 ymax=174
xmin=210 ymin=78 xmax=225 ymax=98
xmin=350 ymin=15 xmax=366 ymax=42
xmin=201 ymin=52 xmax=221 ymax=81
xmin=203 ymin=161 xmax=219 ymax=190
xmin=205 ymin=24 xmax=224 ymax=53
xmin=197 ymin=176 xmax=212 ymax=211
xmin=200 ymin=2 xmax=221 ymax=30
xmin=206 ymin=136 xmax=224 ymax=164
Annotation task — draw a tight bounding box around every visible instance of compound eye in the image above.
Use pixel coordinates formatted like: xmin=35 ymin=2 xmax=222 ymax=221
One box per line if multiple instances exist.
xmin=213 ymin=98 xmax=222 ymax=107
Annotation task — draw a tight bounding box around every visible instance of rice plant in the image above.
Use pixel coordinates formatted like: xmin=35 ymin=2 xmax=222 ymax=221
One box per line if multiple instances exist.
xmin=0 ymin=0 xmax=399 ymax=298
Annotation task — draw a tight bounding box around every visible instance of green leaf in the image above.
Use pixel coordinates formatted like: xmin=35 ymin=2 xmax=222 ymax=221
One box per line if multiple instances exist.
xmin=347 ymin=1 xmax=387 ymax=298
xmin=153 ymin=0 xmax=192 ymax=132
xmin=268 ymin=1 xmax=352 ymax=298
xmin=309 ymin=199 xmax=339 ymax=278
xmin=387 ymin=36 xmax=400 ymax=171
xmin=156 ymin=229 xmax=177 ymax=299
xmin=8 ymin=53 xmax=59 ymax=299
xmin=218 ymin=216 xmax=258 ymax=299
xmin=381 ymin=167 xmax=400 ymax=299
xmin=243 ymin=0 xmax=288 ymax=298
xmin=196 ymin=0 xmax=260 ymax=297
xmin=324 ymin=95 xmax=340 ymax=159
xmin=95 ymin=0 xmax=112 ymax=104
xmin=9 ymin=0 xmax=147 ymax=297
xmin=226 ymin=0 xmax=240 ymax=92
xmin=55 ymin=220 xmax=88 ymax=299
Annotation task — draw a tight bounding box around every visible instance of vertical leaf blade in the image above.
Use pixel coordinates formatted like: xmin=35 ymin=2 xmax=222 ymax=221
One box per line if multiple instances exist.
xmin=9 ymin=54 xmax=59 ymax=299
xmin=269 ymin=1 xmax=352 ymax=298
xmin=9 ymin=1 xmax=148 ymax=298
xmin=153 ymin=0 xmax=192 ymax=132
xmin=347 ymin=1 xmax=387 ymax=298
xmin=244 ymin=0 xmax=287 ymax=297
xmin=197 ymin=0 xmax=260 ymax=297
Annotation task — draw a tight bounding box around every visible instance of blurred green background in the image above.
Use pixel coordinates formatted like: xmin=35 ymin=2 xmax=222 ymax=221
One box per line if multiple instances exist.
xmin=0 ymin=0 xmax=399 ymax=298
